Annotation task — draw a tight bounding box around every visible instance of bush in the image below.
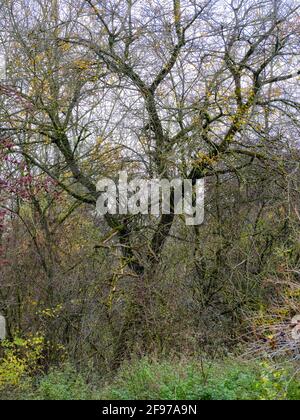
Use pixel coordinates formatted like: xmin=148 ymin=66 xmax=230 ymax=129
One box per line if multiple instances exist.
xmin=34 ymin=366 xmax=94 ymax=400
xmin=0 ymin=334 xmax=44 ymax=390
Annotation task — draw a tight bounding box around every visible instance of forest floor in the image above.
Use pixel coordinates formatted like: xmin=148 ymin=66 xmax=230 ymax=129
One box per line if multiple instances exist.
xmin=1 ymin=357 xmax=299 ymax=400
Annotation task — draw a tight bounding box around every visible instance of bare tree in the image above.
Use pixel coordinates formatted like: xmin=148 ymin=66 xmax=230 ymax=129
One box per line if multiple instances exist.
xmin=1 ymin=0 xmax=300 ymax=363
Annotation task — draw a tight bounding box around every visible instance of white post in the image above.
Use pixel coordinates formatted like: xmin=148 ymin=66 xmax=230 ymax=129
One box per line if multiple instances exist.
xmin=0 ymin=53 xmax=6 ymax=80
xmin=0 ymin=315 xmax=6 ymax=340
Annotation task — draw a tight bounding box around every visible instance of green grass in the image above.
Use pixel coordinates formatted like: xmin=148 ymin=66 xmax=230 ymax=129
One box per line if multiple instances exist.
xmin=1 ymin=358 xmax=299 ymax=400
xmin=99 ymin=358 xmax=300 ymax=401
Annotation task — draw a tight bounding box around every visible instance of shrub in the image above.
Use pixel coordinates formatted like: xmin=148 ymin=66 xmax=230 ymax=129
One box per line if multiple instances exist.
xmin=0 ymin=334 xmax=44 ymax=391
xmin=34 ymin=366 xmax=94 ymax=400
